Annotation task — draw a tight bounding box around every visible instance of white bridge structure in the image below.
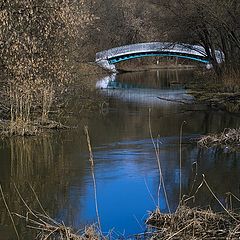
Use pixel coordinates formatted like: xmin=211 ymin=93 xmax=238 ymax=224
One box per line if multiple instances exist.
xmin=95 ymin=42 xmax=224 ymax=72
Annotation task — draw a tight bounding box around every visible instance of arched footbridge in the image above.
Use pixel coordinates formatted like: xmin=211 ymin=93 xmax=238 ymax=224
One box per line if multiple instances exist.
xmin=95 ymin=42 xmax=224 ymax=72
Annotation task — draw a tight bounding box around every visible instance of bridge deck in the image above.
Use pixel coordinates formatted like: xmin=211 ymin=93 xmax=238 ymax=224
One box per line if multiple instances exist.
xmin=96 ymin=42 xmax=208 ymax=60
xmin=95 ymin=42 xmax=224 ymax=72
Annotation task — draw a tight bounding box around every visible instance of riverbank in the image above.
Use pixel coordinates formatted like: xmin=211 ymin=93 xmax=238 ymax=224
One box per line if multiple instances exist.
xmin=1 ymin=68 xmax=240 ymax=239
xmin=0 ymin=63 xmax=107 ymax=136
xmin=185 ymin=70 xmax=240 ymax=113
xmin=146 ymin=204 xmax=240 ymax=239
xmin=118 ymin=64 xmax=197 ymax=73
xmin=113 ymin=64 xmax=240 ymax=114
xmin=18 ymin=205 xmax=240 ymax=240
xmin=15 ymin=179 xmax=240 ymax=240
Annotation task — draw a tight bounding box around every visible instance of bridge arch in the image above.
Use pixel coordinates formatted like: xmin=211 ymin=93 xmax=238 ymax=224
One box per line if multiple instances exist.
xmin=95 ymin=42 xmax=224 ymax=72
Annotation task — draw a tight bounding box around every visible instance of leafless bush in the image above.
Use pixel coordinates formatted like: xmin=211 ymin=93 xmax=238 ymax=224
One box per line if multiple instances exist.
xmin=0 ymin=0 xmax=97 ymax=135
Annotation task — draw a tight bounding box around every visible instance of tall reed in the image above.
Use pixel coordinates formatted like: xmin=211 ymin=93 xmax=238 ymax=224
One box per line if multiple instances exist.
xmin=84 ymin=126 xmax=102 ymax=232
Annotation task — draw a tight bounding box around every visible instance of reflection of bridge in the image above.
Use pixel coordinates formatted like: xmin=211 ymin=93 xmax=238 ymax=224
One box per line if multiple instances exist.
xmin=95 ymin=42 xmax=224 ymax=72
xmin=95 ymin=74 xmax=194 ymax=107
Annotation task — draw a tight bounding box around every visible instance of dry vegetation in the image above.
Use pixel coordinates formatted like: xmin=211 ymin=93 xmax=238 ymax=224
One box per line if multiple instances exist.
xmin=198 ymin=128 xmax=240 ymax=151
xmin=15 ymin=211 xmax=102 ymax=240
xmin=144 ymin=172 xmax=240 ymax=239
xmin=0 ymin=183 xmax=102 ymax=240
xmin=146 ymin=205 xmax=240 ymax=240
xmin=0 ymin=0 xmax=98 ymax=136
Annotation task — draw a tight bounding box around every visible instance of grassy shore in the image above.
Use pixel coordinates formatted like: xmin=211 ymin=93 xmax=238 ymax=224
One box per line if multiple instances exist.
xmin=185 ymin=70 xmax=240 ymax=113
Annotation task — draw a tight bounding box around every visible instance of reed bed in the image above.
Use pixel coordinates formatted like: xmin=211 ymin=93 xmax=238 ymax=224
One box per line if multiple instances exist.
xmin=198 ymin=128 xmax=240 ymax=150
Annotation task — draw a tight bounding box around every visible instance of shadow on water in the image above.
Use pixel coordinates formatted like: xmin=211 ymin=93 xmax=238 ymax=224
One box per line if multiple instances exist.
xmin=1 ymin=69 xmax=240 ymax=238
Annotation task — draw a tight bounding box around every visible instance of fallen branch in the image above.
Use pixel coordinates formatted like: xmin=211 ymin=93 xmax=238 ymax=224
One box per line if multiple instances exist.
xmin=157 ymin=97 xmax=193 ymax=105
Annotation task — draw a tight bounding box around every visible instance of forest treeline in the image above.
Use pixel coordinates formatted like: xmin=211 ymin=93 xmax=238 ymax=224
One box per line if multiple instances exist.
xmin=1 ymin=0 xmax=240 ymax=79
xmin=0 ymin=0 xmax=240 ymax=135
xmin=154 ymin=0 xmax=240 ymax=80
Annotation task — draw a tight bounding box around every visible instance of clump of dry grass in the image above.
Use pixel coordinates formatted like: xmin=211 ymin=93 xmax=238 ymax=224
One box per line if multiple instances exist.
xmin=15 ymin=210 xmax=101 ymax=240
xmin=146 ymin=205 xmax=240 ymax=240
xmin=1 ymin=182 xmax=103 ymax=240
xmin=223 ymin=70 xmax=240 ymax=92
xmin=198 ymin=128 xmax=240 ymax=151
xmin=145 ymin=171 xmax=240 ymax=240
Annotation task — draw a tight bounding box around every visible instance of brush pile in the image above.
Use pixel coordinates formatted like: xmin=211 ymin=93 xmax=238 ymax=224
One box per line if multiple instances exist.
xmin=146 ymin=205 xmax=240 ymax=239
xmin=198 ymin=128 xmax=240 ymax=151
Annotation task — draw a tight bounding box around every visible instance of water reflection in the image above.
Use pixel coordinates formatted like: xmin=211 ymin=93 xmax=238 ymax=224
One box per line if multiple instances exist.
xmin=0 ymin=135 xmax=85 ymax=239
xmin=1 ymin=70 xmax=240 ymax=238
xmin=96 ymin=72 xmax=193 ymax=107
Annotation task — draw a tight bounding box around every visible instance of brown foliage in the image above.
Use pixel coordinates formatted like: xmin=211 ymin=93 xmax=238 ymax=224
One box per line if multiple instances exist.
xmin=0 ymin=0 xmax=96 ymax=135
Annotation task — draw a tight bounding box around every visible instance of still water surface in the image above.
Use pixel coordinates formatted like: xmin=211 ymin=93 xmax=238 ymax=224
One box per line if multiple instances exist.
xmin=1 ymin=70 xmax=240 ymax=239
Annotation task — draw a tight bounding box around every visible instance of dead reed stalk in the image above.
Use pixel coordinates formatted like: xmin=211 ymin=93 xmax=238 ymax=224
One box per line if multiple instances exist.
xmin=84 ymin=126 xmax=102 ymax=231
xmin=0 ymin=184 xmax=20 ymax=240
xmin=148 ymin=108 xmax=170 ymax=213
xmin=12 ymin=183 xmax=102 ymax=240
xmin=146 ymin=175 xmax=240 ymax=240
xmin=179 ymin=121 xmax=186 ymax=203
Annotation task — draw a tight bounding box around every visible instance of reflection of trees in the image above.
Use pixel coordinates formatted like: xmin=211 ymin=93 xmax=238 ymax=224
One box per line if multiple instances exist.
xmin=189 ymin=147 xmax=240 ymax=208
xmin=0 ymin=135 xmax=84 ymax=239
xmin=150 ymin=143 xmax=240 ymax=213
xmin=117 ymin=70 xmax=194 ymax=89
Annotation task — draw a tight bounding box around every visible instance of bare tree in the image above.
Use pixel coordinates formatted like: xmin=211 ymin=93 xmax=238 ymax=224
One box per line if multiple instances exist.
xmin=0 ymin=0 xmax=96 ymax=134
xmin=152 ymin=0 xmax=240 ymax=79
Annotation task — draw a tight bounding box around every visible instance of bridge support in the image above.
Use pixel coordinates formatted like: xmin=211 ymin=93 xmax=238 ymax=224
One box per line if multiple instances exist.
xmin=96 ymin=60 xmax=117 ymax=72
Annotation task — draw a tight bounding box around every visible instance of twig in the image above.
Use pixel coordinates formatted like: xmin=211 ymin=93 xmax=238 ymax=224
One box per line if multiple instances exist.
xmin=144 ymin=177 xmax=157 ymax=207
xmin=13 ymin=183 xmax=50 ymax=227
xmin=0 ymin=184 xmax=20 ymax=240
xmin=166 ymin=222 xmax=194 ymax=240
xmin=202 ymin=174 xmax=239 ymax=223
xmin=28 ymin=183 xmax=50 ymax=218
xmin=179 ymin=121 xmax=187 ymax=203
xmin=157 ymin=97 xmax=193 ymax=105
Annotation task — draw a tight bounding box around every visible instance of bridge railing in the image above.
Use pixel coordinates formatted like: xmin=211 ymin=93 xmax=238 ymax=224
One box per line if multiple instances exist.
xmin=96 ymin=42 xmax=209 ymax=61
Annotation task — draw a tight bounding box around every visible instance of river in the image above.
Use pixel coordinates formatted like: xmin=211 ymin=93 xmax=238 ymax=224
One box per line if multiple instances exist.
xmin=0 ymin=70 xmax=240 ymax=239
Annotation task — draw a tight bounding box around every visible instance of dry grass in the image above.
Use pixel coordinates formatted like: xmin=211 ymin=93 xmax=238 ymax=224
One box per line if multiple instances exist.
xmin=1 ymin=182 xmax=103 ymax=240
xmin=146 ymin=205 xmax=240 ymax=240
xmin=223 ymin=71 xmax=240 ymax=92
xmin=0 ymin=118 xmax=69 ymax=136
xmin=145 ymin=175 xmax=240 ymax=239
xmin=198 ymin=128 xmax=240 ymax=151
xmin=15 ymin=211 xmax=101 ymax=240
xmin=144 ymin=123 xmax=240 ymax=240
